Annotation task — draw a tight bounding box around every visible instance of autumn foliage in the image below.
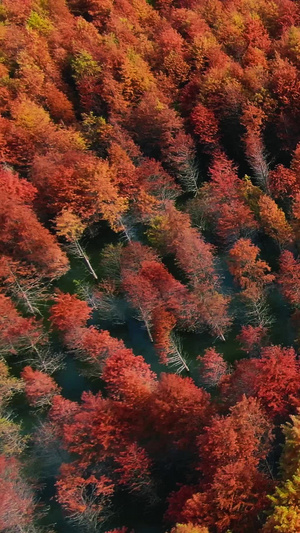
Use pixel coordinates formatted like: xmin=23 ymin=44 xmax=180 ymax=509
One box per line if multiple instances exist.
xmin=2 ymin=0 xmax=300 ymax=531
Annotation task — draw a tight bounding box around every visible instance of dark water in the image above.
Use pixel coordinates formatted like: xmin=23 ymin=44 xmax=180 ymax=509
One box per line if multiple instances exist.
xmin=12 ymin=223 xmax=295 ymax=533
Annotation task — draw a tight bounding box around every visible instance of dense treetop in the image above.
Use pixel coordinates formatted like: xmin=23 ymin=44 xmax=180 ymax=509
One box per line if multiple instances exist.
xmin=1 ymin=0 xmax=300 ymax=531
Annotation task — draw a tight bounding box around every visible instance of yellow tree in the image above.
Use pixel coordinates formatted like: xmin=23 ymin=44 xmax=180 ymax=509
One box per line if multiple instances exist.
xmin=262 ymin=468 xmax=300 ymax=532
xmin=258 ymin=195 xmax=293 ymax=247
xmin=262 ymin=412 xmax=300 ymax=532
xmin=55 ymin=209 xmax=98 ymax=280
xmin=170 ymin=525 xmax=210 ymax=533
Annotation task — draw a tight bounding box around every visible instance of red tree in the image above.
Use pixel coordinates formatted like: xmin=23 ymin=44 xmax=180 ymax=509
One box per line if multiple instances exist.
xmin=269 ymin=164 xmax=299 ymax=198
xmin=241 ymin=103 xmax=269 ymax=190
xmin=70 ymin=327 xmax=126 ymax=372
xmin=102 ymin=347 xmax=157 ymax=408
xmin=228 ymin=238 xmax=274 ymax=301
xmin=198 ymin=396 xmax=272 ymax=478
xmin=292 ymin=192 xmax=300 ymax=240
xmin=151 ymin=307 xmax=177 ymax=364
xmin=182 ymin=460 xmax=271 ymax=532
xmin=0 ymin=167 xmax=69 ymax=278
xmin=126 ymin=90 xmax=183 ymax=159
xmin=56 ymin=462 xmax=114 ymax=530
xmin=121 ymin=243 xmax=193 ymax=348
xmin=237 ymin=325 xmax=268 ymax=354
xmin=278 ymin=251 xmax=300 ymax=307
xmin=0 ymin=455 xmax=35 ymax=532
xmin=60 ymin=392 xmax=125 ymax=464
xmin=205 ymin=153 xmax=258 ymax=243
xmin=190 ymin=103 xmax=219 ymax=150
xmin=0 ymin=293 xmax=43 ymax=355
xmin=31 ymin=150 xmax=127 ymax=229
xmin=121 ymin=268 xmax=160 ymax=342
xmin=198 ymin=348 xmax=228 ymax=387
xmin=221 ymin=346 xmax=300 ymax=419
xmin=21 ymin=366 xmax=61 ymax=408
xmin=49 ymin=394 xmax=79 ymax=435
xmin=50 ymin=291 xmax=92 ymax=334
xmin=165 ymin=484 xmax=197 ymax=525
xmin=148 ymin=202 xmax=231 ymax=339
xmin=136 ymin=158 xmax=180 ymax=201
xmin=180 ymin=397 xmax=273 ymax=531
xmin=150 ymin=373 xmax=212 ymax=449
xmin=155 ymin=24 xmax=189 ymax=84
xmin=114 ymin=442 xmax=153 ymax=495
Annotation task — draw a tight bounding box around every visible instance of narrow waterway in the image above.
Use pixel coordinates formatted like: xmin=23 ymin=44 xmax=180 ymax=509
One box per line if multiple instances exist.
xmin=13 ymin=224 xmax=295 ymax=533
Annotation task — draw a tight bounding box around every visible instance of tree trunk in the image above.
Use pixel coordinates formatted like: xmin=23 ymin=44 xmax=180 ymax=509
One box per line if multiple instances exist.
xmin=120 ymin=221 xmax=132 ymax=243
xmin=75 ymin=240 xmax=98 ymax=280
xmin=172 ymin=342 xmax=190 ymax=372
xmin=144 ymin=319 xmax=154 ymax=343
xmin=138 ymin=305 xmax=153 ymax=342
xmin=9 ymin=266 xmax=37 ymax=315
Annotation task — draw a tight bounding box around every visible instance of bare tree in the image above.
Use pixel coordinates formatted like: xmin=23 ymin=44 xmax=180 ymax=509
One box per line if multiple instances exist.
xmin=0 ymin=257 xmax=48 ymax=316
xmin=246 ymin=297 xmax=274 ymax=329
xmin=21 ymin=346 xmax=65 ymax=375
xmin=167 ymin=334 xmax=190 ymax=373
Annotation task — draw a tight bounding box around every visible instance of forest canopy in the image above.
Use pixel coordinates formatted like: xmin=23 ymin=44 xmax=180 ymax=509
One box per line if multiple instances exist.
xmin=1 ymin=0 xmax=300 ymax=532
